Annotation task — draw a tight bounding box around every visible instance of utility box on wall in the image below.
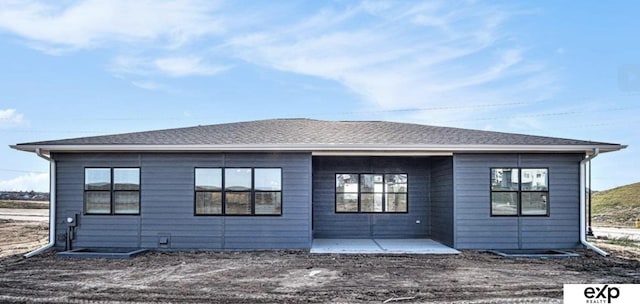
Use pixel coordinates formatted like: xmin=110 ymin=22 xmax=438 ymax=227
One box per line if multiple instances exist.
xmin=158 ymin=235 xmax=171 ymax=248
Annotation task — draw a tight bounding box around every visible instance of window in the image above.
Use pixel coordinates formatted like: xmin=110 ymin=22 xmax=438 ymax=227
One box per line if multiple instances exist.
xmin=490 ymin=168 xmax=519 ymax=216
xmin=491 ymin=168 xmax=548 ymax=216
xmin=195 ymin=168 xmax=222 ymax=215
xmin=84 ymin=168 xmax=140 ymax=215
xmin=360 ymin=174 xmax=383 ymax=212
xmin=335 ymin=173 xmax=408 ymax=213
xmin=521 ymin=168 xmax=549 ymax=215
xmin=385 ymin=174 xmax=408 ymax=212
xmin=225 ymin=168 xmax=252 ymax=214
xmin=254 ymin=168 xmax=282 ymax=215
xmin=336 ymin=174 xmax=358 ymax=212
xmin=194 ymin=168 xmax=282 ymax=216
xmin=85 ymin=168 xmax=111 ymax=214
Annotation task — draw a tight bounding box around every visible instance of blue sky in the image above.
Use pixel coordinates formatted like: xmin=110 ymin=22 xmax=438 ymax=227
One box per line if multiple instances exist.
xmin=0 ymin=0 xmax=638 ymax=192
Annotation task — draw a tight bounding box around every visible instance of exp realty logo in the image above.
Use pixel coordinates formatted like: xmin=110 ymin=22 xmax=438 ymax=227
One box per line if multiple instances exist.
xmin=564 ymin=284 xmax=639 ymax=304
xmin=583 ymin=285 xmax=619 ymax=303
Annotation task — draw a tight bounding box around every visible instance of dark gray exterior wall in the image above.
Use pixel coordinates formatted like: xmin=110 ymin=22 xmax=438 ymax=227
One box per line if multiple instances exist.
xmin=52 ymin=151 xmax=583 ymax=250
xmin=52 ymin=152 xmax=312 ymax=250
xmin=312 ymin=156 xmax=431 ymax=238
xmin=453 ymin=153 xmax=583 ymax=250
xmin=429 ymin=157 xmax=454 ymax=247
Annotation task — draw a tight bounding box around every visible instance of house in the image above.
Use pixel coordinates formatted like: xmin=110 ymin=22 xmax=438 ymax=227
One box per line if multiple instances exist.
xmin=11 ymin=119 xmax=625 ymax=254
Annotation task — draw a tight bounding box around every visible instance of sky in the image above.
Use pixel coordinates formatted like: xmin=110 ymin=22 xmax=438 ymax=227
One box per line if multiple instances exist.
xmin=0 ymin=0 xmax=638 ymax=192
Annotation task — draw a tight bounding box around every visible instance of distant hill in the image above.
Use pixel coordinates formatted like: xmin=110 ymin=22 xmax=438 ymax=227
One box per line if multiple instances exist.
xmin=592 ymin=182 xmax=640 ymax=227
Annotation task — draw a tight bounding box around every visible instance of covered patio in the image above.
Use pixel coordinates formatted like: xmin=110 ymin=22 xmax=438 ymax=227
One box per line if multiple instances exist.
xmin=310 ymin=238 xmax=459 ymax=254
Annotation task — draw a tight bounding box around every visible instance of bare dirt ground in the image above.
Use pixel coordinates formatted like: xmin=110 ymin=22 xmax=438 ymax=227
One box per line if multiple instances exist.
xmin=591 ymin=238 xmax=640 ymax=260
xmin=0 ymin=219 xmax=48 ymax=258
xmin=0 ymin=221 xmax=639 ymax=304
xmin=592 ymin=227 xmax=640 ymax=241
xmin=0 ymin=208 xmax=49 ymax=222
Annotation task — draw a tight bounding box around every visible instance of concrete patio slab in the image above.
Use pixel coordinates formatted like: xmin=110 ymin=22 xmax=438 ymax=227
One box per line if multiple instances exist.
xmin=310 ymin=239 xmax=381 ymax=254
xmin=310 ymin=238 xmax=460 ymax=254
xmin=374 ymin=239 xmax=460 ymax=254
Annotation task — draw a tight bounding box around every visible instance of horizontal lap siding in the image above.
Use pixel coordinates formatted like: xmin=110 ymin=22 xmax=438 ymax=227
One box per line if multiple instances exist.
xmin=52 ymin=153 xmax=312 ymax=250
xmin=224 ymin=154 xmax=311 ymax=249
xmin=519 ymin=154 xmax=581 ymax=249
xmin=454 ymin=154 xmax=518 ymax=249
xmin=140 ymin=154 xmax=223 ymax=249
xmin=453 ymin=153 xmax=582 ymax=250
xmin=54 ymin=154 xmax=142 ymax=249
xmin=312 ymin=157 xmax=430 ymax=238
xmin=430 ymin=157 xmax=454 ymax=246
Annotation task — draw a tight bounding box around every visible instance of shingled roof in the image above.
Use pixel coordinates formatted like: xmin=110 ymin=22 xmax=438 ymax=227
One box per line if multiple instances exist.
xmin=12 ymin=118 xmax=624 ymax=154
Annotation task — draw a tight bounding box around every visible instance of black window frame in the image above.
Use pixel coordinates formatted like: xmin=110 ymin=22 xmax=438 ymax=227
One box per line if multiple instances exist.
xmin=384 ymin=173 xmax=409 ymax=213
xmin=490 ymin=167 xmax=549 ymax=217
xmin=194 ymin=167 xmax=282 ymax=216
xmin=335 ymin=173 xmax=409 ymax=214
xmin=360 ymin=174 xmax=384 ymax=212
xmin=335 ymin=173 xmax=360 ymax=212
xmin=253 ymin=168 xmax=283 ymax=215
xmin=194 ymin=168 xmax=223 ymax=215
xmin=84 ymin=167 xmax=141 ymax=216
xmin=224 ymin=167 xmax=253 ymax=215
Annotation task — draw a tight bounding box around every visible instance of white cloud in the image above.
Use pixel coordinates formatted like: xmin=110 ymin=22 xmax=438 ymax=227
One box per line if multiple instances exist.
xmin=111 ymin=55 xmax=229 ymax=78
xmin=131 ymin=80 xmax=161 ymax=91
xmin=0 ymin=1 xmax=554 ymax=125
xmin=0 ymin=109 xmax=25 ymax=128
xmin=225 ymin=1 xmax=553 ymax=124
xmin=154 ymin=56 xmax=229 ymax=77
xmin=0 ymin=0 xmax=224 ymax=50
xmin=0 ymin=1 xmax=229 ymax=77
xmin=0 ymin=172 xmax=49 ymax=192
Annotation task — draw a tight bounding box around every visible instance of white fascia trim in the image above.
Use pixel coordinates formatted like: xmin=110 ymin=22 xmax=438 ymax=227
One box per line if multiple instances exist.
xmin=11 ymin=144 xmax=624 ymax=154
xmin=312 ymin=151 xmax=453 ymax=156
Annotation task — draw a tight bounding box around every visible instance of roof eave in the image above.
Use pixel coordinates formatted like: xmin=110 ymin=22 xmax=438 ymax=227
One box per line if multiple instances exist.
xmin=10 ymin=143 xmax=626 ymax=155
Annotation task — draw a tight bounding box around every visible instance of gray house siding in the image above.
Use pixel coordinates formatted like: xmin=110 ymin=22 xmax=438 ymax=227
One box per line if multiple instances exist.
xmin=55 ymin=154 xmax=142 ymax=249
xmin=453 ymin=153 xmax=582 ymax=250
xmin=52 ymin=152 xmax=312 ymax=250
xmin=312 ymin=156 xmax=430 ymax=238
xmin=429 ymin=157 xmax=454 ymax=247
xmin=51 ymin=151 xmax=584 ymax=250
